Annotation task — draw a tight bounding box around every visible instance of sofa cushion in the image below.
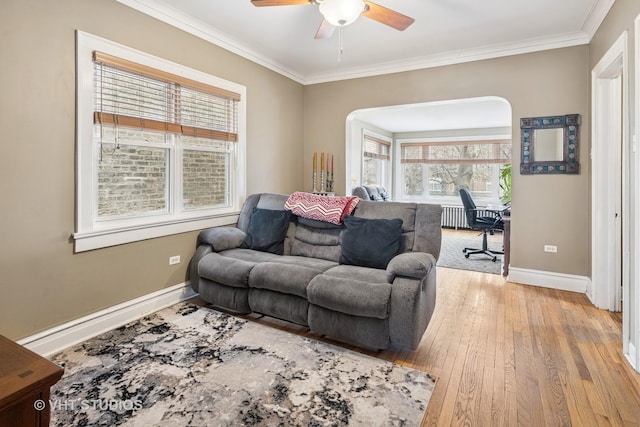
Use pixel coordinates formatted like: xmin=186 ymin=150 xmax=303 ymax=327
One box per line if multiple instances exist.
xmin=339 ymin=215 xmax=403 ymax=269
xmin=219 ymin=248 xmax=284 ymax=263
xmin=242 ymin=207 xmax=291 ymax=254
xmin=307 ymin=274 xmax=391 ymax=319
xmin=198 ymin=253 xmax=255 ymax=288
xmin=220 ymin=249 xmax=337 ymax=271
xmin=322 ymin=264 xmax=390 ymax=284
xmin=249 ymin=262 xmax=321 ymax=298
xmin=290 ymin=222 xmax=342 ymax=262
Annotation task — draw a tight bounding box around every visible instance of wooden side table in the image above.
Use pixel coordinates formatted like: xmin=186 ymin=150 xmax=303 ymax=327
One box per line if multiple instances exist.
xmin=0 ymin=335 xmax=64 ymax=427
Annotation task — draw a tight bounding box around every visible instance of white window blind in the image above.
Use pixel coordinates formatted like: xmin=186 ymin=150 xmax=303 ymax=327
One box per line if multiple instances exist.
xmin=400 ymin=139 xmax=511 ymax=164
xmin=361 ymin=133 xmax=392 ymax=189
xmin=363 ymin=134 xmax=391 ymax=160
xmin=93 ymin=51 xmax=239 ymax=143
xmin=74 ymin=32 xmax=246 ymax=252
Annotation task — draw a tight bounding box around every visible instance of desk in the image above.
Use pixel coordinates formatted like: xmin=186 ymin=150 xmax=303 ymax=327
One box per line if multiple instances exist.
xmin=486 ymin=205 xmax=511 ymax=276
xmin=0 ymin=335 xmax=64 ymax=427
xmin=502 ymin=215 xmax=511 ymax=276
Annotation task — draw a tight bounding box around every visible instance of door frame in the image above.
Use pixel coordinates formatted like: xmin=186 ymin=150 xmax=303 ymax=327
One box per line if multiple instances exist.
xmin=632 ymin=14 xmax=640 ymax=372
xmin=591 ymin=31 xmax=631 ymax=362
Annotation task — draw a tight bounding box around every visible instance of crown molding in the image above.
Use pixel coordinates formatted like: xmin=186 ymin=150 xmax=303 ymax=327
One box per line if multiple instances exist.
xmin=304 ymin=32 xmax=591 ymax=84
xmin=117 ymin=0 xmax=605 ymax=86
xmin=116 ymin=0 xmax=306 ymax=84
xmin=581 ymin=0 xmax=616 ymax=39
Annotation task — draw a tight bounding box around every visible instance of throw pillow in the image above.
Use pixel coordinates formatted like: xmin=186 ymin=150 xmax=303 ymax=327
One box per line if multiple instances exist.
xmin=339 ymin=215 xmax=403 ymax=269
xmin=242 ymin=208 xmax=291 ymax=255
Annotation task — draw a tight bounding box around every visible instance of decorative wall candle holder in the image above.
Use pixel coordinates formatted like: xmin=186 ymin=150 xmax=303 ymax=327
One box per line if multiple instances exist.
xmin=320 ymin=170 xmax=326 ymax=193
xmin=312 ymin=170 xmax=318 ymax=193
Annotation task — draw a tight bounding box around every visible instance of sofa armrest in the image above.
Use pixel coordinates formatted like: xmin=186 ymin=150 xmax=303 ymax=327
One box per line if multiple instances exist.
xmin=197 ymin=227 xmax=246 ymax=252
xmin=188 ymin=245 xmax=212 ymax=293
xmin=388 ymin=252 xmax=437 ymax=349
xmin=386 ymin=252 xmax=436 ymax=283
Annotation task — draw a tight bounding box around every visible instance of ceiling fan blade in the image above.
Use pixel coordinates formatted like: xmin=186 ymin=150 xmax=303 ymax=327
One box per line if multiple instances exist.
xmin=314 ymin=19 xmax=335 ymax=39
xmin=251 ymin=0 xmax=312 ymax=6
xmin=362 ymin=1 xmax=415 ymax=31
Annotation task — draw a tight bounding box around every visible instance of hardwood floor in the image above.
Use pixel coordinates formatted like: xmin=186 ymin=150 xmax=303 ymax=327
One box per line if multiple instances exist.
xmin=234 ymin=267 xmax=640 ymax=426
xmin=414 ymin=268 xmax=640 ymax=426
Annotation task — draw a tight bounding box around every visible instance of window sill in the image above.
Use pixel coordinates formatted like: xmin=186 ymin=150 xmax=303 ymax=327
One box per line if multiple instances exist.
xmin=73 ymin=214 xmax=239 ymax=252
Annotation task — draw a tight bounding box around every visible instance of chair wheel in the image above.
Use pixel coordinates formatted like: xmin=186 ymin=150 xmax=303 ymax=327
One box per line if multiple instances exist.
xmin=492 ymin=256 xmax=497 ymax=262
xmin=465 ymin=254 xmax=470 ymax=258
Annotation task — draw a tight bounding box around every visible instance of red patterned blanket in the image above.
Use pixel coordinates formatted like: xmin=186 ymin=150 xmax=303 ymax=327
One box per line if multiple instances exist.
xmin=284 ymin=192 xmax=359 ymax=225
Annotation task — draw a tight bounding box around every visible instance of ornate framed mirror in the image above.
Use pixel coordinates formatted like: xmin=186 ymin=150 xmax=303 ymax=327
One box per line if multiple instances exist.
xmin=520 ymin=114 xmax=580 ymax=174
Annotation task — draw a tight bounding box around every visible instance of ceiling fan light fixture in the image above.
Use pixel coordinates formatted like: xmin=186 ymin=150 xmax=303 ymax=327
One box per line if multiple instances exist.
xmin=319 ymin=0 xmax=365 ymax=27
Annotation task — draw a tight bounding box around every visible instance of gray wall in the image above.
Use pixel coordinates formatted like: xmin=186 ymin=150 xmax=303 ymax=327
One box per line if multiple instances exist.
xmin=0 ymin=0 xmax=304 ymax=340
xmin=304 ymin=46 xmax=591 ymax=276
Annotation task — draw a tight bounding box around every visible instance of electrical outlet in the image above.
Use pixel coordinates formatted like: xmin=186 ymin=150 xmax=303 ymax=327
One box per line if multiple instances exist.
xmin=169 ymin=255 xmax=181 ymax=265
xmin=544 ymin=245 xmax=557 ymax=253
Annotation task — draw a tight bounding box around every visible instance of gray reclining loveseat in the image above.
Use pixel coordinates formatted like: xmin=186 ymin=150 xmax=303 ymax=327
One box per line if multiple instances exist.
xmin=189 ymin=193 xmax=442 ymax=351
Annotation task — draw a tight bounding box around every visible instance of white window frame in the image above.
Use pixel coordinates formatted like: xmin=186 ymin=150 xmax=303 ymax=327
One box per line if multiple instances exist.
xmin=394 ymin=134 xmax=511 ymax=206
xmin=361 ymin=130 xmax=392 ymax=190
xmin=74 ymin=32 xmax=246 ymax=252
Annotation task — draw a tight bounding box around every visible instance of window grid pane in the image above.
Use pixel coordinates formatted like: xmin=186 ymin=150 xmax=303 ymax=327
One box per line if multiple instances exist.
xmin=182 ymin=150 xmax=229 ymax=210
xmin=362 ymin=158 xmax=379 ymax=186
xmin=97 ymin=142 xmax=168 ymax=218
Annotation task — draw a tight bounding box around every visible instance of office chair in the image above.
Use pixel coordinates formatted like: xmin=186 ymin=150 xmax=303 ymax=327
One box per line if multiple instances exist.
xmin=458 ymin=188 xmax=504 ymax=262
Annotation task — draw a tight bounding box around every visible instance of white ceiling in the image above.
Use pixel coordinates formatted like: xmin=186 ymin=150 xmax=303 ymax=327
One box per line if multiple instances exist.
xmin=117 ymin=0 xmax=614 ymax=84
xmin=350 ymin=96 xmax=512 ymax=133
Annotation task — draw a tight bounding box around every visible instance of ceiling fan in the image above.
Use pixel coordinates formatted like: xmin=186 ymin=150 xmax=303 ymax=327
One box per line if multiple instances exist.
xmin=251 ymin=0 xmax=415 ymax=39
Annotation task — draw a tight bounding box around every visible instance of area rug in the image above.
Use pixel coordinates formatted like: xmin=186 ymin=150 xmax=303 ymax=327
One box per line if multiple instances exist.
xmin=437 ymin=232 xmax=503 ymax=275
xmin=49 ymin=303 xmax=434 ymax=426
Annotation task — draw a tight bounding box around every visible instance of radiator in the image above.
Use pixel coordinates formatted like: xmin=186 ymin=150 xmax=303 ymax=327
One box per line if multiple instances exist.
xmin=441 ymin=206 xmax=469 ymax=229
xmin=441 ymin=206 xmax=495 ymax=229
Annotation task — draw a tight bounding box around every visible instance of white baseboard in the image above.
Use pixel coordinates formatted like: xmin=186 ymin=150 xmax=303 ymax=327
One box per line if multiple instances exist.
xmin=508 ymin=267 xmax=589 ymax=293
xmin=18 ymin=282 xmax=197 ymax=357
xmin=625 ymin=340 xmax=638 ymax=371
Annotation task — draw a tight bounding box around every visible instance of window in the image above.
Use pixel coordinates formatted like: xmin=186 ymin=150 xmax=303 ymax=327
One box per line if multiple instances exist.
xmin=397 ymin=137 xmax=511 ymax=205
xmin=361 ymin=132 xmax=391 ymax=190
xmin=75 ymin=32 xmax=246 ymax=252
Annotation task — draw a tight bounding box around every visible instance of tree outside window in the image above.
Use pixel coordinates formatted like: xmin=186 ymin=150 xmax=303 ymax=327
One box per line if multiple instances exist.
xmin=400 ymin=139 xmax=511 ymax=205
